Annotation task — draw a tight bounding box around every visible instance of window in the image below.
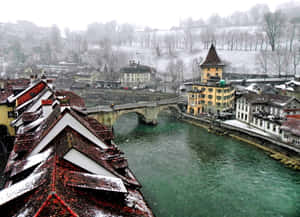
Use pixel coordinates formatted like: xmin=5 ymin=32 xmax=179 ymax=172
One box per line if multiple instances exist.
xmin=217 ymin=89 xmax=222 ymax=93
xmin=208 ymin=95 xmax=213 ymax=99
xmin=208 ymin=88 xmax=213 ymax=92
xmin=217 ymin=96 xmax=221 ymax=100
xmin=273 ymin=125 xmax=276 ymax=132
xmin=238 ymin=112 xmax=240 ymax=118
xmin=245 ymin=114 xmax=248 ymax=121
xmin=207 ymin=73 xmax=210 ymax=77
xmin=217 ymin=103 xmax=221 ymax=106
xmin=8 ymin=111 xmax=15 ymax=118
xmin=208 ymin=101 xmax=212 ymax=105
xmin=267 ymin=122 xmax=270 ymax=129
xmin=201 ymin=87 xmax=206 ymax=91
xmin=241 ymin=113 xmax=244 ymax=119
xmin=201 ymin=94 xmax=205 ymax=98
xmin=260 ymin=119 xmax=263 ymax=127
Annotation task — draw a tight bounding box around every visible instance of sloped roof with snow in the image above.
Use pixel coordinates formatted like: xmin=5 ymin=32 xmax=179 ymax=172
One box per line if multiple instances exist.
xmin=7 ymin=80 xmax=47 ymax=104
xmin=241 ymin=92 xmax=298 ymax=108
xmin=1 ymin=91 xmax=153 ymax=216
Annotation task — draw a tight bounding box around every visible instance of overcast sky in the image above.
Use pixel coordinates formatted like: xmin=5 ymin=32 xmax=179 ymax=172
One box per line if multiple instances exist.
xmin=0 ymin=0 xmax=294 ymax=30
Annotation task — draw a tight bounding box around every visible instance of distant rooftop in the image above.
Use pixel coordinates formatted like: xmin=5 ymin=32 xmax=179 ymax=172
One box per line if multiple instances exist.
xmin=120 ymin=60 xmax=156 ymax=74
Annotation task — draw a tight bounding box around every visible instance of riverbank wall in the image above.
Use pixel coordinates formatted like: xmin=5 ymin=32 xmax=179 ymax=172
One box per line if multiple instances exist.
xmin=180 ymin=113 xmax=300 ymax=170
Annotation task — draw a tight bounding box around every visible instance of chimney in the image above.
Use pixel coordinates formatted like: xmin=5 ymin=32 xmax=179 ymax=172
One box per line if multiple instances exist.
xmin=41 ymin=99 xmax=53 ymax=117
xmin=30 ymin=75 xmax=35 ymax=84
xmin=46 ymin=79 xmax=54 ymax=89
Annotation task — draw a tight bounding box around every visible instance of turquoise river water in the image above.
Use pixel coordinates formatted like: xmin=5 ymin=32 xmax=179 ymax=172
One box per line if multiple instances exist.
xmin=114 ymin=113 xmax=300 ymax=217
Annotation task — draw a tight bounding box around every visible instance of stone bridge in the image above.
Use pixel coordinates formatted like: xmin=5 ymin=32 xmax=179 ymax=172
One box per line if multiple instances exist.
xmin=87 ymin=97 xmax=185 ymax=128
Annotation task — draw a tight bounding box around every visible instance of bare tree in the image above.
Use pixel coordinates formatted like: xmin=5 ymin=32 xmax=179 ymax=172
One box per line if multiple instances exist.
xmin=256 ymin=50 xmax=269 ymax=74
xmin=291 ymin=47 xmax=300 ymax=76
xmin=175 ymin=59 xmax=185 ymax=82
xmin=286 ymin=23 xmax=298 ymax=52
xmin=164 ymin=33 xmax=176 ymax=56
xmin=183 ymin=18 xmax=195 ymax=53
xmin=270 ymin=48 xmax=290 ymax=77
xmin=263 ymin=11 xmax=286 ymax=51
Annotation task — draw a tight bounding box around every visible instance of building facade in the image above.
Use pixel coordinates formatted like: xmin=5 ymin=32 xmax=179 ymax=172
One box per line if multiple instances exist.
xmin=236 ymin=92 xmax=300 ymax=138
xmin=187 ymin=44 xmax=235 ymax=115
xmin=281 ymin=118 xmax=300 ymax=149
xmin=120 ymin=60 xmax=156 ymax=88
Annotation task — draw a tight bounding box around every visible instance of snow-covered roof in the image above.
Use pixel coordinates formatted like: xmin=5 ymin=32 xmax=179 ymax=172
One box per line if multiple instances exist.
xmin=63 ymin=148 xmax=116 ymax=178
xmin=10 ymin=148 xmax=52 ymax=177
xmin=245 ymin=83 xmax=259 ymax=93
xmin=286 ymin=80 xmax=300 ymax=86
xmin=275 ymin=84 xmax=294 ymax=92
xmin=65 ymin=171 xmax=127 ymax=193
xmin=0 ymin=170 xmax=46 ymax=206
xmin=26 ymin=90 xmax=53 ymax=113
xmin=30 ymin=112 xmax=109 ymax=156
xmin=7 ymin=80 xmax=44 ymax=103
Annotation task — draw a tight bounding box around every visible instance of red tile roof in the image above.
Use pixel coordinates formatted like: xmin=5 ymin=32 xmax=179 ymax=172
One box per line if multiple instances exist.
xmin=55 ymin=90 xmax=85 ymax=108
xmin=0 ymin=79 xmax=30 ymax=104
xmin=0 ymin=80 xmax=154 ymax=217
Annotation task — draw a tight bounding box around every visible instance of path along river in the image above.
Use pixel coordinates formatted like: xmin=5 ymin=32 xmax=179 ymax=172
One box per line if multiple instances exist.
xmin=114 ymin=113 xmax=300 ymax=217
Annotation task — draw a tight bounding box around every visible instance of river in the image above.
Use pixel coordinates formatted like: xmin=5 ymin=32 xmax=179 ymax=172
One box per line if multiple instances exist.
xmin=114 ymin=113 xmax=300 ymax=217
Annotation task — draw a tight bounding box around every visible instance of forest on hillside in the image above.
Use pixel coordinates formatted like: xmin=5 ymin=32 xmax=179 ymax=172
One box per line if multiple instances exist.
xmin=1 ymin=2 xmax=300 ymax=80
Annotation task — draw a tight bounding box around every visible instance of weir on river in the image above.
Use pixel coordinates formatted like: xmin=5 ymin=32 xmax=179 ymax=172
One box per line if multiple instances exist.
xmin=114 ymin=112 xmax=300 ymax=217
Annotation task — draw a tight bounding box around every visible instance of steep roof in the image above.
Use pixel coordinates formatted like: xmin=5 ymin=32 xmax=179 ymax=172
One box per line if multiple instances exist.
xmin=200 ymin=44 xmax=224 ymax=68
xmin=55 ymin=90 xmax=86 ymax=108
xmin=0 ymin=79 xmax=30 ymax=104
xmin=1 ymin=100 xmax=153 ymax=216
xmin=240 ymin=92 xmax=298 ymax=108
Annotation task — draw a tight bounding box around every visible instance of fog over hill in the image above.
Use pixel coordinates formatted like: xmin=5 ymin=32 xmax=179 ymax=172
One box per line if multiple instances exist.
xmin=0 ymin=1 xmax=299 ymax=81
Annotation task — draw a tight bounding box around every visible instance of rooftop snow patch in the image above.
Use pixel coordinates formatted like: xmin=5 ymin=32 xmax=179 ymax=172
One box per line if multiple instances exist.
xmin=64 ymin=171 xmax=127 ymax=193
xmin=0 ymin=170 xmax=46 ymax=206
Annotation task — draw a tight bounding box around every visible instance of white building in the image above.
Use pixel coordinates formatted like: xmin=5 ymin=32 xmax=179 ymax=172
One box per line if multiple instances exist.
xmin=120 ymin=60 xmax=156 ymax=88
xmin=236 ymin=93 xmax=300 ymax=138
xmin=281 ymin=118 xmax=300 ymax=149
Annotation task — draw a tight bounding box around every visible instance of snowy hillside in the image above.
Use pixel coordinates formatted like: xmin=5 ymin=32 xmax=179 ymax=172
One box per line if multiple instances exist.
xmin=118 ymin=46 xmax=259 ymax=79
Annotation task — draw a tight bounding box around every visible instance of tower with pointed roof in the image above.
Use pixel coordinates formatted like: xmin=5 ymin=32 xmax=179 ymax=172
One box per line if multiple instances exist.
xmin=187 ymin=44 xmax=235 ymax=115
xmin=200 ymin=44 xmax=225 ymax=83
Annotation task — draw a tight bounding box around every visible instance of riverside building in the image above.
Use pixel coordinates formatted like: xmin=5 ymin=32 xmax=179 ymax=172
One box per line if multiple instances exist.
xmin=187 ymin=44 xmax=235 ymax=115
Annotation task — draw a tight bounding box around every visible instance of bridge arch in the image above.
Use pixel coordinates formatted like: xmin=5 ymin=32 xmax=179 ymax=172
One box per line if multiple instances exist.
xmin=88 ymin=100 xmax=183 ymax=128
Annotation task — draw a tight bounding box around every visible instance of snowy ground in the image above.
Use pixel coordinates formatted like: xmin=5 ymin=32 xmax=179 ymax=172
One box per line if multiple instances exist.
xmin=223 ymin=119 xmax=271 ymax=138
xmin=118 ymin=46 xmax=259 ymax=79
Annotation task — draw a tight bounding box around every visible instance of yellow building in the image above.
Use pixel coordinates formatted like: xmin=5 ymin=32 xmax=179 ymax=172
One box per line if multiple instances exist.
xmin=0 ymin=103 xmax=15 ymax=136
xmin=187 ymin=44 xmax=235 ymax=115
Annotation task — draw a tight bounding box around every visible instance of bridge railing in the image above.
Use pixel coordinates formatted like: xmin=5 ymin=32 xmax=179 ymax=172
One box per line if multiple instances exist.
xmin=86 ymin=96 xmax=186 ymax=114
